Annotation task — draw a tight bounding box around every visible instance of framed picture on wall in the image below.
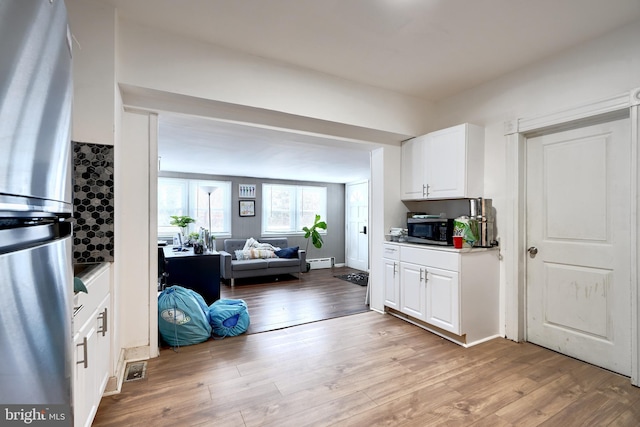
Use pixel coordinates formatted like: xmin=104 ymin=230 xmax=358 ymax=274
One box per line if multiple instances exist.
xmin=239 ymin=184 xmax=256 ymax=198
xmin=239 ymin=200 xmax=255 ymax=217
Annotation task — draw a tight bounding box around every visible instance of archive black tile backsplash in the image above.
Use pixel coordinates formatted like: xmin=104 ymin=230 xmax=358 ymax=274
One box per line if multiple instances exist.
xmin=73 ymin=142 xmax=114 ymax=263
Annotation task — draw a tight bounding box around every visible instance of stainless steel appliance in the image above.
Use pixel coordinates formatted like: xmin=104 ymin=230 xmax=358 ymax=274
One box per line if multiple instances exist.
xmin=469 ymin=198 xmax=496 ymax=247
xmin=406 ymin=216 xmax=454 ymax=245
xmin=0 ymin=0 xmax=74 ymax=417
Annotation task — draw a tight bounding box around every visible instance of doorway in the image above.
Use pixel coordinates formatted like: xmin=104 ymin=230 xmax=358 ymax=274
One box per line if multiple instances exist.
xmin=505 ymin=89 xmax=640 ymax=385
xmin=525 ymin=118 xmax=632 ymax=376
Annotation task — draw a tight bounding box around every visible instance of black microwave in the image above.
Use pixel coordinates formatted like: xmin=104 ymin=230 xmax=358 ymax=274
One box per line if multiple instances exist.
xmin=407 ymin=218 xmax=454 ymax=245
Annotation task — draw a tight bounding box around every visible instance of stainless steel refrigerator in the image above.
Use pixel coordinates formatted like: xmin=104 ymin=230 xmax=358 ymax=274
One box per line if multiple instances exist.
xmin=0 ymin=0 xmax=74 ymax=419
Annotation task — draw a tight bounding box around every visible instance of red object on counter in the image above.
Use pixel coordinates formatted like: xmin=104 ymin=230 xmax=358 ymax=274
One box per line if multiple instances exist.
xmin=453 ymin=236 xmax=463 ymax=249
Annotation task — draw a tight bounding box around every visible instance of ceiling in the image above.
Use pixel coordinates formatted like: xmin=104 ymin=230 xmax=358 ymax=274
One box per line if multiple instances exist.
xmin=103 ymin=0 xmax=640 ymax=183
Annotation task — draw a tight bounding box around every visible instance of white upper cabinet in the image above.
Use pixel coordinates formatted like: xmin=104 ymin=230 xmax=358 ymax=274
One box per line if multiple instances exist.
xmin=400 ymin=134 xmax=428 ymax=200
xmin=401 ymin=123 xmax=485 ymax=200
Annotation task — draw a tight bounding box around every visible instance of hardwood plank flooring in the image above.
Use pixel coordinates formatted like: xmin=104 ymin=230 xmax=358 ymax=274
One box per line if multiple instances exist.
xmin=219 ymin=267 xmax=369 ymax=334
xmin=94 ymin=308 xmax=640 ymax=426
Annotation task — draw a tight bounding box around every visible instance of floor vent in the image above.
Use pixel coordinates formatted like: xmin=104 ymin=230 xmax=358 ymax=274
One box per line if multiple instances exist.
xmin=124 ymin=361 xmax=147 ymax=382
xmin=308 ymin=257 xmax=334 ymax=269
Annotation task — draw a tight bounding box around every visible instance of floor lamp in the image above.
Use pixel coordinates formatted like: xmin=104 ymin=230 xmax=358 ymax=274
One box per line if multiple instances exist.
xmin=200 ymin=185 xmax=217 ymax=250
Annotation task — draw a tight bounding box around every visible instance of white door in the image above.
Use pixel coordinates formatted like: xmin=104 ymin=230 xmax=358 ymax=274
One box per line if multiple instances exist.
xmin=526 ymin=118 xmax=631 ymax=376
xmin=346 ymin=181 xmax=369 ymax=271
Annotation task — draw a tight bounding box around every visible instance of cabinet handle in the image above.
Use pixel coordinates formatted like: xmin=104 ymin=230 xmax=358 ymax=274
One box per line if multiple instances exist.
xmin=420 ymin=269 xmax=424 ymax=282
xmin=76 ymin=337 xmax=88 ymax=369
xmin=393 ymin=262 xmax=397 ymax=276
xmin=425 ymin=184 xmax=430 ymax=197
xmin=422 ymin=184 xmax=427 ymax=197
xmin=98 ymin=307 xmax=108 ymax=336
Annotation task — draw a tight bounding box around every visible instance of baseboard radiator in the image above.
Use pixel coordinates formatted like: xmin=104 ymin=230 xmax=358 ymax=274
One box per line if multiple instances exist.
xmin=307 ymin=257 xmax=334 ymax=269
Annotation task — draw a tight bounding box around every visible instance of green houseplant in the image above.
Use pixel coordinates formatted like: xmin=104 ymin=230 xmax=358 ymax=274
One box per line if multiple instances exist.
xmin=302 ymin=214 xmax=327 ymax=271
xmin=169 ymin=215 xmax=195 ymax=237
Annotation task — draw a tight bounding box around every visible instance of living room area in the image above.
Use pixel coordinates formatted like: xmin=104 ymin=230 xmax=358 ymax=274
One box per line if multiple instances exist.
xmin=156 ymin=112 xmax=374 ymax=334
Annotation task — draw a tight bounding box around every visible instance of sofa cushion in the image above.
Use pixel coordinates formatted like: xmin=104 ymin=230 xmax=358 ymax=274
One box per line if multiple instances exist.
xmin=266 ymin=258 xmax=300 ymax=268
xmin=275 ymin=246 xmax=299 ymax=258
xmin=231 ymin=259 xmax=268 ymax=271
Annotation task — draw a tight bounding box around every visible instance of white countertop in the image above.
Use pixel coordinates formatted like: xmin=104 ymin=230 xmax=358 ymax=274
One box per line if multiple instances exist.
xmin=383 ymin=240 xmax=499 ymax=253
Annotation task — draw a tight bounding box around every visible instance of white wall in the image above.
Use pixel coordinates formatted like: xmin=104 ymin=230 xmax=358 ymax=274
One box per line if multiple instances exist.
xmin=370 ymin=146 xmax=405 ymax=312
xmin=116 ymin=18 xmax=433 ymax=137
xmin=116 ymin=110 xmax=153 ymax=351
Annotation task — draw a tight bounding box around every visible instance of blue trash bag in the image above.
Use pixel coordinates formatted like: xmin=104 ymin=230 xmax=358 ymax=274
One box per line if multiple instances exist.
xmin=208 ymin=298 xmax=250 ymax=337
xmin=158 ymin=286 xmax=212 ymax=347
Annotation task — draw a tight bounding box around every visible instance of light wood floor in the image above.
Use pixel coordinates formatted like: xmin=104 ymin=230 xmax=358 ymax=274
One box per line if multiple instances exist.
xmin=94 ymin=309 xmax=640 ymax=426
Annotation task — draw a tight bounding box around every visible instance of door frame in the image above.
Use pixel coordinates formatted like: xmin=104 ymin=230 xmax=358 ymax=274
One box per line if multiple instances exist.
xmin=504 ymin=87 xmax=640 ymax=385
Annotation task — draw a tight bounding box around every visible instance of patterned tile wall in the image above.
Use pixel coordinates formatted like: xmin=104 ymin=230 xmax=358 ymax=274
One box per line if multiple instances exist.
xmin=73 ymin=142 xmax=114 ymax=263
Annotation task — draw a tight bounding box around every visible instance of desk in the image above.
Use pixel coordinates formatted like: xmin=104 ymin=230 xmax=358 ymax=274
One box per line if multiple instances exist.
xmin=161 ymin=246 xmax=221 ymax=304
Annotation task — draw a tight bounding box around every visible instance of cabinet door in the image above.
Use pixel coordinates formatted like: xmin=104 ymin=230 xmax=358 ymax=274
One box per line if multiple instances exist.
xmin=425 ymin=125 xmax=466 ymax=199
xmin=400 ymin=262 xmax=426 ymax=320
xmin=425 ymin=267 xmax=460 ymax=334
xmin=74 ymin=318 xmax=98 ymax=427
xmin=401 ymin=135 xmax=427 ymax=200
xmin=383 ymin=258 xmax=400 ymax=310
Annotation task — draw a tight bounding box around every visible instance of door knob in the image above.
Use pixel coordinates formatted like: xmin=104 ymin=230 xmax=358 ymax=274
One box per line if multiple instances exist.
xmin=527 ymin=246 xmax=538 ymax=258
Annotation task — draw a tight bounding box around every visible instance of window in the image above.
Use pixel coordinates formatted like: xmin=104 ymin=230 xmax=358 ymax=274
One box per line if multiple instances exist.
xmin=158 ymin=178 xmax=232 ymax=237
xmin=262 ymin=184 xmax=327 ymax=235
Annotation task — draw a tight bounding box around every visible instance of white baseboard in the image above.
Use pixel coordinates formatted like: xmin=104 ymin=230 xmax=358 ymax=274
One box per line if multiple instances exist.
xmin=307 ymin=257 xmax=334 ymax=269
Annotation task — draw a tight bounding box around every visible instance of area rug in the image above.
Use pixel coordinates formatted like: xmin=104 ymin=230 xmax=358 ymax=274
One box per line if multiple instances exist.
xmin=335 ymin=272 xmax=369 ymax=286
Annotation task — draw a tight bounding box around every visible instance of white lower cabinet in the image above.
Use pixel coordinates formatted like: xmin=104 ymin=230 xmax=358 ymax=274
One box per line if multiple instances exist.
xmin=383 ymin=243 xmax=498 ymax=347
xmin=383 ymin=258 xmax=400 ymax=310
xmin=424 ymin=267 xmax=459 ymax=334
xmin=399 ymin=262 xmax=426 ymax=320
xmin=382 ymin=243 xmax=400 ymax=310
xmin=73 ymin=264 xmax=111 ymax=427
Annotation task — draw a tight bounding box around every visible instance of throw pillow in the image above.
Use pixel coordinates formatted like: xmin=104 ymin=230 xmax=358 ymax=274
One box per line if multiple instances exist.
xmin=243 ymin=237 xmax=258 ymax=251
xmin=235 ymin=249 xmax=277 ymax=260
xmin=275 ymin=246 xmax=299 ymax=259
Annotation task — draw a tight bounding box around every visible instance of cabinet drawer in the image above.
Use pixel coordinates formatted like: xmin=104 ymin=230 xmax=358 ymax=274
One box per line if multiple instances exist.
xmin=74 ymin=264 xmax=110 ymax=334
xmin=400 ymin=246 xmax=458 ymax=271
xmin=383 ymin=244 xmax=400 ymax=260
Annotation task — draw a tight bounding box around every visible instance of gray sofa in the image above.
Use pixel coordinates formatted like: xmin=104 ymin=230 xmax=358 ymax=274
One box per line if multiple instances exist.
xmin=219 ymin=238 xmax=306 ymax=286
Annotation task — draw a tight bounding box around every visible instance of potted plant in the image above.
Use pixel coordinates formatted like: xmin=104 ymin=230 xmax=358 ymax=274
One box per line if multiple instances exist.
xmin=302 ymin=214 xmax=327 ymax=272
xmin=169 ymin=215 xmax=196 ymax=237
xmin=187 ymin=231 xmax=201 ymax=245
